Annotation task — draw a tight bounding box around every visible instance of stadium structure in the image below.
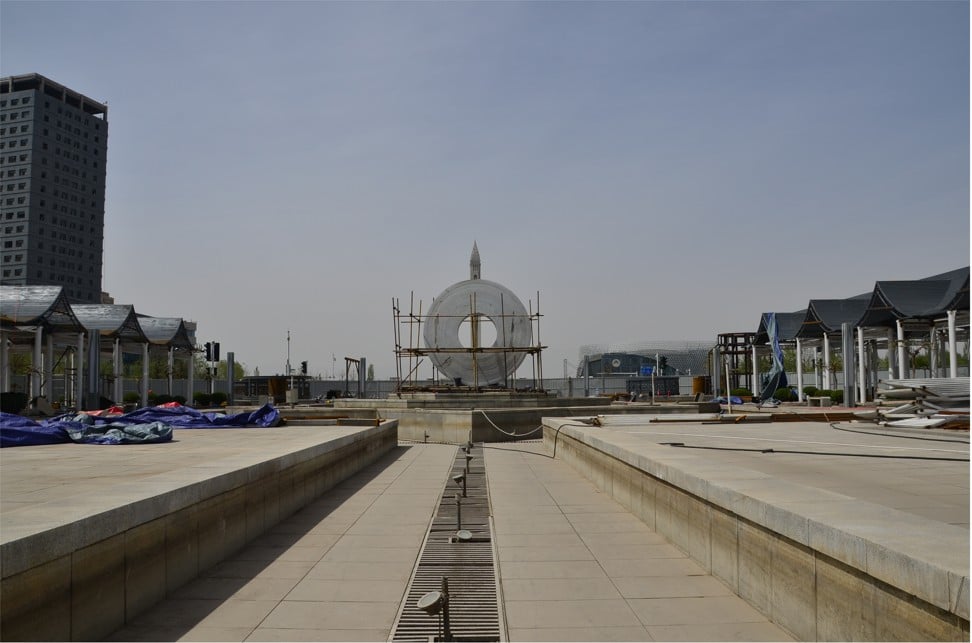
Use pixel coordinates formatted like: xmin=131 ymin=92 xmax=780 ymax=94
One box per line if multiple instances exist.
xmin=577 ymin=341 xmax=713 ymax=378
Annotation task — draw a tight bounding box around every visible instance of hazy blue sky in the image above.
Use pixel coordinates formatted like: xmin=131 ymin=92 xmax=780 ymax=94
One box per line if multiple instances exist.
xmin=2 ymin=1 xmax=968 ymax=379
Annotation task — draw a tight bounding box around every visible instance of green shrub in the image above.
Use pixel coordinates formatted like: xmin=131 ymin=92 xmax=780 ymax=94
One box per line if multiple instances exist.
xmin=153 ymin=394 xmax=174 ymax=405
xmin=828 ymin=389 xmax=844 ymax=404
xmin=193 ymin=392 xmax=212 ymax=407
xmin=123 ymin=392 xmax=140 ymax=404
xmin=210 ymin=391 xmax=228 ymax=406
xmin=172 ymin=395 xmax=187 ymax=405
xmin=802 ymin=386 xmax=818 ymax=397
xmin=730 ymin=388 xmax=752 ymax=397
xmin=774 ymin=387 xmax=794 ymax=402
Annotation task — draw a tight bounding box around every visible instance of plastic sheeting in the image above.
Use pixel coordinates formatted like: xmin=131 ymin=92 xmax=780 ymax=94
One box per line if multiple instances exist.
xmin=0 ymin=403 xmax=281 ymax=447
xmin=78 ymin=403 xmax=281 ymax=429
xmin=0 ymin=413 xmax=172 ymax=446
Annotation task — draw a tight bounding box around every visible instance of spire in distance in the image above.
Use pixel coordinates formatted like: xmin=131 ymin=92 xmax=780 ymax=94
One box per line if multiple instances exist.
xmin=470 ymin=241 xmax=481 ymax=280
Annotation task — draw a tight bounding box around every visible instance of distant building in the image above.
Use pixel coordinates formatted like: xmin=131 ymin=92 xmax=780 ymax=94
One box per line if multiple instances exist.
xmin=0 ymin=73 xmax=108 ymax=303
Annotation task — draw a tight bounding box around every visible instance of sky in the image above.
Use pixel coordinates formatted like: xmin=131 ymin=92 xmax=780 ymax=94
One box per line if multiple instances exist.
xmin=2 ymin=1 xmax=968 ymax=379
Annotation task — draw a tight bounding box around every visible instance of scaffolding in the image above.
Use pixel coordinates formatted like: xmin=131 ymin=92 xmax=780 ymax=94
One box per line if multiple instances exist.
xmin=716 ymin=332 xmax=757 ymax=394
xmin=391 ymin=291 xmax=546 ymax=393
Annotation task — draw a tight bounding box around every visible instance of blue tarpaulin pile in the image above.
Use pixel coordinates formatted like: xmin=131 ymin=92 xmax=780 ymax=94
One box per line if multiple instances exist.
xmin=0 ymin=404 xmax=280 ymax=447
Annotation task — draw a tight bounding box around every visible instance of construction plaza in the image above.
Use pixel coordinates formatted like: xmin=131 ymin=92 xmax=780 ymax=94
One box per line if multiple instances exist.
xmin=1 ymin=249 xmax=969 ymax=642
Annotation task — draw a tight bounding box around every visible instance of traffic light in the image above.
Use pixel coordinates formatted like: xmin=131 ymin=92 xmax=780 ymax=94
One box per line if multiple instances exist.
xmin=301 ymin=361 xmax=308 ymax=375
xmin=212 ymin=342 xmax=220 ymax=362
xmin=204 ymin=342 xmax=212 ymax=361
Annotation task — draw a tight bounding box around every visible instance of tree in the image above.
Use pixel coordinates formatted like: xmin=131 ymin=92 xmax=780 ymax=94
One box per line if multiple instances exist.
xmin=367 ymin=364 xmax=375 ymax=381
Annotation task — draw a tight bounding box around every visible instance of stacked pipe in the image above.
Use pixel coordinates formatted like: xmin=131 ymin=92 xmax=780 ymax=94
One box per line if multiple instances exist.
xmin=873 ymin=377 xmax=970 ymax=429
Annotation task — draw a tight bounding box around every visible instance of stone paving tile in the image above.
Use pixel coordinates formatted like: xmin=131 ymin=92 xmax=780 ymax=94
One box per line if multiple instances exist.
xmin=627 ymin=595 xmax=772 ymax=626
xmin=507 ymin=625 xmax=654 ymax=641
xmin=304 ymin=559 xmax=416 ymax=581
xmin=502 ymin=577 xmax=623 ymax=601
xmin=505 ymin=599 xmax=646 ymax=629
xmin=646 ymin=622 xmax=796 ymax=642
xmin=259 ymin=600 xmax=400 ymax=630
xmin=246 ymin=627 xmax=390 ymax=641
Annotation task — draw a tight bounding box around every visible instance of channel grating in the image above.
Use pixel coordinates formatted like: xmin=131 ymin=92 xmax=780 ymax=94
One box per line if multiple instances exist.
xmin=391 ymin=446 xmax=501 ymax=642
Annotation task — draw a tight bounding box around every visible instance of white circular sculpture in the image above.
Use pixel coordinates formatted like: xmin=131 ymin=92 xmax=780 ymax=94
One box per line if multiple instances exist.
xmin=423 ymin=278 xmax=532 ymax=386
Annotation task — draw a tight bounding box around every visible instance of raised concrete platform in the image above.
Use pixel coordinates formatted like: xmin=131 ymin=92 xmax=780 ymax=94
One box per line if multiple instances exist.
xmin=542 ymin=415 xmax=970 ymax=640
xmin=0 ymin=421 xmax=398 ymax=641
xmin=331 ymin=399 xmax=719 ymax=443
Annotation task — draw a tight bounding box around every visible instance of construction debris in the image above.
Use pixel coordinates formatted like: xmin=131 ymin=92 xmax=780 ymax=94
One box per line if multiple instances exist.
xmin=868 ymin=377 xmax=969 ymax=430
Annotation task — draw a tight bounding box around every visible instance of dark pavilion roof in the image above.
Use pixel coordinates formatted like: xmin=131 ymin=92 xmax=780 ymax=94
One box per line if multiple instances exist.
xmin=71 ymin=304 xmax=149 ymax=343
xmin=0 ymin=285 xmax=84 ymax=335
xmin=752 ymin=266 xmax=969 ymax=343
xmin=858 ymin=267 xmax=969 ymax=327
xmin=796 ymin=295 xmax=873 ymax=339
xmin=754 ymin=310 xmax=807 ymax=344
xmin=135 ymin=315 xmax=195 ymax=350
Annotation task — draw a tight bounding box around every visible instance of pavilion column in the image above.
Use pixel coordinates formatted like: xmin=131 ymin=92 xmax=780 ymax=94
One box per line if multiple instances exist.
xmin=32 ymin=327 xmax=43 ymax=399
xmin=823 ymin=333 xmax=832 ymax=390
xmin=113 ymin=338 xmax=122 ymax=403
xmin=141 ymin=342 xmax=150 ymax=408
xmin=795 ymin=338 xmax=804 ymax=402
xmin=813 ymin=347 xmax=821 ymax=389
xmin=948 ymin=310 xmax=958 ymax=378
xmin=751 ymin=344 xmax=759 ymax=395
xmin=929 ymin=326 xmax=938 ymax=378
xmin=187 ymin=351 xmax=195 ymax=406
xmin=0 ymin=331 xmax=8 ymax=393
xmin=896 ymin=320 xmax=908 ymax=380
xmin=86 ymin=333 xmax=100 ymax=410
xmin=857 ymin=327 xmax=867 ymax=403
xmin=44 ymin=333 xmax=54 ymax=400
xmin=886 ymin=329 xmax=896 ymax=380
xmin=167 ymin=348 xmax=174 ymax=395
xmin=868 ymin=340 xmax=879 ymax=393
xmin=76 ymin=332 xmax=85 ymax=411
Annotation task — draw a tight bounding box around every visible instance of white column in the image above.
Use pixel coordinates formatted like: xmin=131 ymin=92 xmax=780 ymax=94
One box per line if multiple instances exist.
xmin=795 ymin=338 xmax=804 ymax=402
xmin=141 ymin=343 xmax=150 ymax=407
xmin=44 ymin=333 xmax=54 ymax=400
xmin=929 ymin=327 xmax=938 ymax=377
xmin=857 ymin=327 xmax=866 ymax=403
xmin=32 ymin=327 xmax=43 ymax=398
xmin=896 ymin=320 xmax=908 ymax=380
xmin=823 ymin=333 xmax=832 ymax=390
xmin=751 ymin=344 xmax=758 ymax=395
xmin=113 ymin=338 xmax=122 ymax=403
xmin=0 ymin=331 xmax=8 ymax=392
xmin=948 ymin=310 xmax=958 ymax=378
xmin=76 ymin=332 xmax=85 ymax=410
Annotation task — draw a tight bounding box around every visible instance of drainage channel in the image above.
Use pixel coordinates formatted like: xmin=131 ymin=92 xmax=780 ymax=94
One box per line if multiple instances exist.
xmin=391 ymin=443 xmax=502 ymax=642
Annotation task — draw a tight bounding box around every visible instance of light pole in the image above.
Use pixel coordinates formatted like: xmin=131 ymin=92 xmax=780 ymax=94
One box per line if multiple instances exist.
xmin=286 ymin=330 xmax=292 ymax=392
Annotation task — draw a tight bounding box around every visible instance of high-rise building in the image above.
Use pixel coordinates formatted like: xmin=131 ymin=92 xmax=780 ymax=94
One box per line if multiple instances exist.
xmin=0 ymin=73 xmax=108 ymax=303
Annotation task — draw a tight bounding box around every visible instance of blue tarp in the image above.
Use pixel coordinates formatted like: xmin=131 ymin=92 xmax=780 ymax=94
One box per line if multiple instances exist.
xmin=0 ymin=404 xmax=280 ymax=448
xmin=0 ymin=413 xmax=172 ymax=446
xmin=71 ymin=403 xmax=282 ymax=429
xmin=714 ymin=396 xmax=745 ymax=405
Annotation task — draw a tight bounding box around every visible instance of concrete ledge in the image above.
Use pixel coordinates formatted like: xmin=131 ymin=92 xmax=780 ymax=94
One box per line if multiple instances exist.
xmin=543 ymin=419 xmax=969 ymax=640
xmin=391 ymin=403 xmax=719 ymax=443
xmin=1 ymin=421 xmax=398 ymax=641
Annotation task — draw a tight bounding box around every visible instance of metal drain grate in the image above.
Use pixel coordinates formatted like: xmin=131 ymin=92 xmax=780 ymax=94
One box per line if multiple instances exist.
xmin=391 ymin=445 xmax=501 ymax=642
